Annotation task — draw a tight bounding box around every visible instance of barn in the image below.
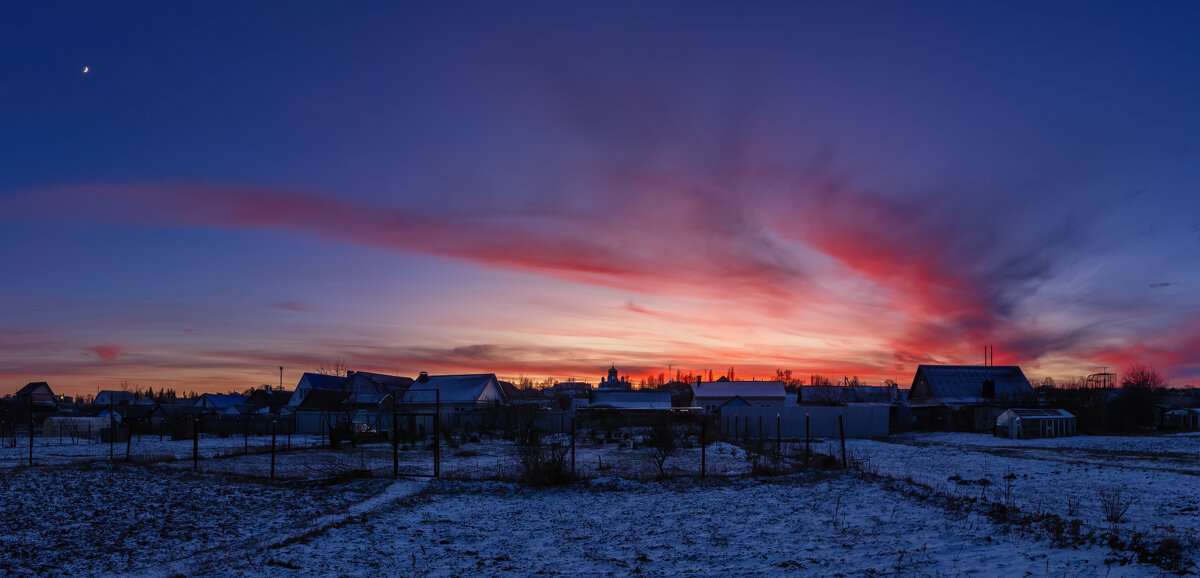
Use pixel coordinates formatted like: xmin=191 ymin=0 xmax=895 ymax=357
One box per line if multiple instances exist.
xmin=907 ymin=365 xmax=1034 ymax=432
xmin=995 ymin=408 xmax=1077 ymax=439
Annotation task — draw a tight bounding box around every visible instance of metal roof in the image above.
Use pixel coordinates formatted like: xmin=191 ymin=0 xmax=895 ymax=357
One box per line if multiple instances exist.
xmin=403 ymin=374 xmax=502 ymax=404
xmin=1005 ymin=408 xmax=1074 ymax=418
xmin=691 ymin=380 xmax=786 ymax=400
xmin=299 ymin=372 xmax=348 ymax=391
xmin=909 ymin=365 xmax=1033 ymax=405
xmin=591 ymin=390 xmax=672 ymax=409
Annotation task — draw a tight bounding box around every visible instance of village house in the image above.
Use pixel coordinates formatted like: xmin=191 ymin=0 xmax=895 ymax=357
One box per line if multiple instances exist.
xmin=691 ymin=380 xmax=787 ymax=413
xmin=194 ymin=393 xmax=249 ymax=413
xmin=401 ymin=373 xmax=506 ymax=430
xmin=15 ymin=382 xmax=58 ymax=408
xmin=93 ymin=390 xmax=135 ymax=407
xmin=287 ymin=372 xmax=348 ymax=409
xmin=907 ymin=365 xmax=1034 ymax=432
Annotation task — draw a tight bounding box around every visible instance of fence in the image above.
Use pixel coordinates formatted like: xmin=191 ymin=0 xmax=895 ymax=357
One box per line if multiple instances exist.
xmin=2 ymin=402 xmax=872 ymax=482
xmin=720 ymin=404 xmax=891 ymax=439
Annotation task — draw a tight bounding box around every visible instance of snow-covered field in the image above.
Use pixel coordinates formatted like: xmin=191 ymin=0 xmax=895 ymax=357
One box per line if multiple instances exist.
xmin=0 ymin=434 xmax=325 ymax=470
xmin=843 ymin=432 xmax=1200 ymax=536
xmin=1 ymin=432 xmax=1193 ymax=576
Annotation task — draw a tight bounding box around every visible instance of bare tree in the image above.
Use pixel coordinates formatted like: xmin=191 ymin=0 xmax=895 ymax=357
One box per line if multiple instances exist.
xmin=774 ymin=369 xmax=803 ymax=391
xmin=1120 ymin=364 xmax=1167 ymax=389
xmin=315 ymin=356 xmax=349 ymax=376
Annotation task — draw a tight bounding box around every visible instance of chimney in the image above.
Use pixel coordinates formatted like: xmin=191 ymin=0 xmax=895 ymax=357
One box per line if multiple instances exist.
xmin=346 ymin=370 xmax=354 ymax=377
xmin=418 ymin=371 xmax=429 ymax=383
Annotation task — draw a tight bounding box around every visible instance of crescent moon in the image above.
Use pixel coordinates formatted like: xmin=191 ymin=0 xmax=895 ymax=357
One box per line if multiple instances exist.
xmin=83 ymin=66 xmax=89 ymax=73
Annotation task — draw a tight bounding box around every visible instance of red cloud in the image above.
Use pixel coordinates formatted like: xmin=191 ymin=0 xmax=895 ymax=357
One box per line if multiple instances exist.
xmin=88 ymin=344 xmax=124 ymax=362
xmin=7 ymin=183 xmax=819 ymax=306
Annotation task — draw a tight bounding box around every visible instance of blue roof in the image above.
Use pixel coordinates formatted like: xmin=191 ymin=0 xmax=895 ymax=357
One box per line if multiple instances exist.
xmin=300 ymin=372 xmax=347 ymax=390
xmin=909 ymin=365 xmax=1033 ymax=405
xmin=403 ymin=374 xmax=501 ymax=404
xmin=197 ymin=393 xmax=249 ymax=409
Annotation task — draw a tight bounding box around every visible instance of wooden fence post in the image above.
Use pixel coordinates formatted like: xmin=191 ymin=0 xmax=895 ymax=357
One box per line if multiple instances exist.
xmin=28 ymin=396 xmax=34 ymax=467
xmin=838 ymin=414 xmax=847 ymax=469
xmin=270 ymin=420 xmax=277 ymax=480
xmin=193 ymin=416 xmax=200 ymax=472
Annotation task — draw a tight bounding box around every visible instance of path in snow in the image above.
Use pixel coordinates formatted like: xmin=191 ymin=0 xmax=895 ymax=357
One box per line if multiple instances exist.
xmin=177 ymin=476 xmax=430 ymax=575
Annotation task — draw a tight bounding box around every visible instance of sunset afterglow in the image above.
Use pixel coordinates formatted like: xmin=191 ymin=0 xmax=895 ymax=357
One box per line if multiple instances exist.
xmin=3 ymin=2 xmax=1200 ymax=395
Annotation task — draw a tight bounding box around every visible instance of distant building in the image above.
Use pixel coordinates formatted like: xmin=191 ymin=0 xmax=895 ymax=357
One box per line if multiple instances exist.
xmin=194 ymin=393 xmax=249 ymax=412
xmin=93 ymin=390 xmax=135 ymax=406
xmin=547 ymin=382 xmax=592 ymax=397
xmin=596 ymin=365 xmax=632 ymax=391
xmin=15 ymin=382 xmax=57 ymax=408
xmin=907 ymin=365 xmax=1034 ymax=432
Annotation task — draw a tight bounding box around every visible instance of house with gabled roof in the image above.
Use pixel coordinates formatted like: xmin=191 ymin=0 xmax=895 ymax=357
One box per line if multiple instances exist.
xmin=246 ymin=387 xmax=293 ymax=413
xmin=16 ymin=382 xmax=58 ymax=408
xmin=194 ymin=393 xmax=248 ymax=412
xmin=401 ymin=373 xmax=505 ymax=429
xmin=691 ymin=380 xmax=786 ymax=413
xmin=342 ymin=370 xmax=412 ymax=407
xmin=94 ymin=390 xmax=135 ymax=406
xmin=403 ymin=373 xmax=505 ymax=407
xmin=908 ymin=365 xmax=1034 ymax=432
xmin=288 ymin=372 xmax=348 ymax=409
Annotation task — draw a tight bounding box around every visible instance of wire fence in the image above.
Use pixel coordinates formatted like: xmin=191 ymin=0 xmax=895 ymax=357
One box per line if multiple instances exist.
xmin=1 ymin=404 xmax=859 ymax=483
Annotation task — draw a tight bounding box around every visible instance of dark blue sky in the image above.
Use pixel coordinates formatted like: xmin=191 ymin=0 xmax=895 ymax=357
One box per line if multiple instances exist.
xmin=3 ymin=1 xmax=1200 ymax=393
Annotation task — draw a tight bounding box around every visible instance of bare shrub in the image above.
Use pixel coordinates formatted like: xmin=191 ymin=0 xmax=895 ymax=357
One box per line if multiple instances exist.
xmin=642 ymin=419 xmax=679 ymax=478
xmin=1097 ymin=486 xmax=1136 ymax=524
xmin=1066 ymin=496 xmax=1082 ymax=517
xmin=516 ymin=432 xmax=574 ymax=487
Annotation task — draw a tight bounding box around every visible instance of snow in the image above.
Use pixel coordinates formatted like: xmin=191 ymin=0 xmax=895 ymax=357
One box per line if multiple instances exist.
xmin=1 ymin=432 xmax=1192 ymax=575
xmin=842 ymin=432 xmax=1200 ymax=536
xmin=228 ymin=475 xmax=1158 ymax=576
xmin=0 ymin=434 xmax=326 ymax=470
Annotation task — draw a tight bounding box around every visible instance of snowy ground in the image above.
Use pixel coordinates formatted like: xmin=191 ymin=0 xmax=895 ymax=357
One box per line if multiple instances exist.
xmin=842 ymin=432 xmax=1200 ymax=537
xmin=0 ymin=433 xmax=1191 ymax=576
xmin=0 ymin=434 xmax=325 ymax=470
xmin=203 ymin=474 xmax=1166 ymax=576
xmin=151 ymin=437 xmax=754 ymax=480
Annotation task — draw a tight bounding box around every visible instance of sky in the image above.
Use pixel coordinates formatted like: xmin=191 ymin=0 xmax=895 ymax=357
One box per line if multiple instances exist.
xmin=3 ymin=1 xmax=1200 ymax=396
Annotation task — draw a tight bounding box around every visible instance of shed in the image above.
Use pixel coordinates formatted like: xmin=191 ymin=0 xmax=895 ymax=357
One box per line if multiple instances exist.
xmin=1165 ymin=408 xmax=1200 ymax=432
xmin=995 ymin=408 xmax=1076 ymax=439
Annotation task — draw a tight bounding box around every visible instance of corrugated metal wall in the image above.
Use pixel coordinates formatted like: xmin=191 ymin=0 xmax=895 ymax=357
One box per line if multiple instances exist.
xmin=720 ymin=404 xmax=890 ymax=438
